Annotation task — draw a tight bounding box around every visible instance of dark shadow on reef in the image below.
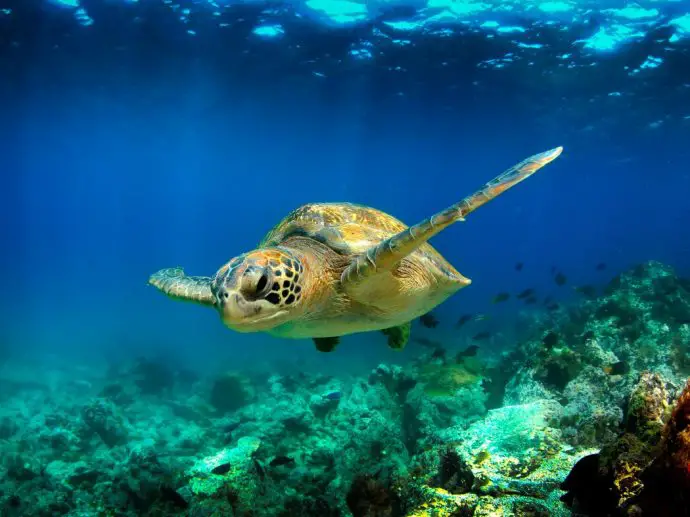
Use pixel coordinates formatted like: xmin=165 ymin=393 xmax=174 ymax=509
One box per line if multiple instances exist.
xmin=562 ymin=374 xmax=690 ymax=517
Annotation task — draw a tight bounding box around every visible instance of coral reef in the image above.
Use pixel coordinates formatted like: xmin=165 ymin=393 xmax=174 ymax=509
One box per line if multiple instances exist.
xmin=560 ymin=374 xmax=690 ymax=516
xmin=209 ymin=371 xmax=255 ymax=414
xmin=632 ymin=377 xmax=690 ymax=515
xmin=1 ymin=260 xmax=689 ymax=516
xmin=500 ymin=261 xmax=690 ymax=449
xmin=346 ymin=473 xmax=404 ymax=517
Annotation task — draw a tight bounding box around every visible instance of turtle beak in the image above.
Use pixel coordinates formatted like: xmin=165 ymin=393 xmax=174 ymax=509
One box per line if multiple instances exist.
xmin=217 ymin=290 xmax=249 ymax=320
xmin=217 ymin=287 xmax=256 ymax=321
xmin=217 ymin=288 xmax=288 ymax=331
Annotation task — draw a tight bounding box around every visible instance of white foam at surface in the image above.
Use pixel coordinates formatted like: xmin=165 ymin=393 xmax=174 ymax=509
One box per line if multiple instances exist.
xmin=35 ymin=0 xmax=689 ymax=70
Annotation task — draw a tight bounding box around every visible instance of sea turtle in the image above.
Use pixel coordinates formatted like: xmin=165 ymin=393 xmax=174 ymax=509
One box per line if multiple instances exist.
xmin=149 ymin=146 xmax=563 ymax=353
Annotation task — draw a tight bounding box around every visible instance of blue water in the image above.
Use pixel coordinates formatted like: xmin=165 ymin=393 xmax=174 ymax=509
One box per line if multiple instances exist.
xmin=2 ymin=0 xmax=690 ymax=377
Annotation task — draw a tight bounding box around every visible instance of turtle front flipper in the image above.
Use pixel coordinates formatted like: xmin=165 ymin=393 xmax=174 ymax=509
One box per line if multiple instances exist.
xmin=381 ymin=322 xmax=411 ymax=350
xmin=340 ymin=146 xmax=563 ymax=288
xmin=148 ymin=267 xmax=215 ymax=307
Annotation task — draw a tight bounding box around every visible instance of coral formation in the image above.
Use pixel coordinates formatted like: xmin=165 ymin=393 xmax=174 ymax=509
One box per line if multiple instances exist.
xmin=1 ymin=260 xmax=690 ymax=515
xmin=632 ymin=377 xmax=690 ymax=515
xmin=661 ymin=379 xmax=690 ymax=486
xmin=346 ymin=473 xmax=403 ymax=517
xmin=434 ymin=447 xmax=474 ymax=494
xmin=209 ymin=372 xmax=255 ymax=414
xmin=560 ymin=373 xmax=690 ymax=516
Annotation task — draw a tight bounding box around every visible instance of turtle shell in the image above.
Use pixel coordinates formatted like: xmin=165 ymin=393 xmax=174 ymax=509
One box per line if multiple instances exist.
xmin=259 ymin=202 xmax=460 ymax=277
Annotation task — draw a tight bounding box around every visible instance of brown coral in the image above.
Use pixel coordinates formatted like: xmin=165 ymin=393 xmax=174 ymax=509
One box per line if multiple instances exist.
xmin=560 ymin=373 xmax=677 ymax=515
xmin=346 ymin=473 xmax=404 ymax=517
xmin=625 ymin=371 xmax=669 ymax=439
xmin=209 ymin=372 xmax=254 ymax=413
xmin=419 ymin=363 xmax=480 ymax=397
xmin=595 ymin=372 xmax=669 ymax=509
xmin=632 ymin=377 xmax=690 ymax=514
xmin=661 ymin=378 xmax=690 ymax=486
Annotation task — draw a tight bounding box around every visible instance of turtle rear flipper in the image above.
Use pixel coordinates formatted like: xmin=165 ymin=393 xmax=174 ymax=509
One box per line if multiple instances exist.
xmin=149 ymin=267 xmax=215 ymax=306
xmin=313 ymin=336 xmax=340 ymax=352
xmin=341 ymin=146 xmax=563 ymax=289
xmin=381 ymin=322 xmax=411 ymax=350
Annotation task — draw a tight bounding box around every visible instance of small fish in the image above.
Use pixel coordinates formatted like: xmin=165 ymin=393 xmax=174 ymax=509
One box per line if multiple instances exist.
xmin=223 ymin=421 xmax=241 ymax=433
xmin=431 ymin=348 xmax=446 ymax=360
xmin=398 ymin=377 xmax=418 ymax=392
xmin=542 ymin=331 xmax=559 ymax=349
xmin=456 ymin=345 xmax=479 ymax=358
xmin=473 ymin=314 xmax=490 ymax=322
xmin=546 ymin=302 xmax=560 ymax=312
xmin=524 ymin=297 xmax=538 ymax=305
xmin=574 ymin=285 xmax=598 ymax=298
xmin=419 ymin=313 xmax=439 ymax=328
xmin=492 ymin=292 xmax=510 ymax=303
xmin=472 ymin=332 xmax=491 ymax=341
xmin=517 ymin=288 xmax=535 ymax=299
xmin=596 ymin=263 xmax=607 ymax=271
xmin=269 ymin=455 xmax=295 ymax=467
xmin=554 ymin=272 xmax=567 ymax=286
xmin=515 ymin=262 xmax=524 ymax=271
xmin=211 ymin=463 xmax=232 ymax=475
xmin=323 ymin=391 xmax=342 ymax=401
xmin=582 ymin=330 xmax=595 ymax=342
xmin=603 ymin=361 xmax=629 ymax=376
xmin=562 ymin=454 xmax=599 ymax=497
xmin=474 ymin=450 xmax=491 ymax=464
xmin=456 ymin=314 xmax=473 ymax=327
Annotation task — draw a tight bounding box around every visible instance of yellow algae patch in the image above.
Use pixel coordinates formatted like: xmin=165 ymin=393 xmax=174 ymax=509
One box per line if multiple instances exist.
xmin=406 ymin=485 xmax=479 ymax=516
xmin=613 ymin=461 xmax=644 ymax=506
xmin=419 ymin=363 xmax=481 ymax=397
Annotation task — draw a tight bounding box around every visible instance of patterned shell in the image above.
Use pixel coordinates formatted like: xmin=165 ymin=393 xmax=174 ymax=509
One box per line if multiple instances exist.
xmin=259 ymin=202 xmax=456 ymax=270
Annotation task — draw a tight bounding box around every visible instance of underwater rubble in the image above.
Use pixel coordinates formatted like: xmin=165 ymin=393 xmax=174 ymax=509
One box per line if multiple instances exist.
xmin=1 ymin=260 xmax=689 ymax=516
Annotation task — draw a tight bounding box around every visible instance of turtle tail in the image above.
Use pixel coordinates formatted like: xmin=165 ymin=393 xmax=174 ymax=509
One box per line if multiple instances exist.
xmin=148 ymin=267 xmax=215 ymax=307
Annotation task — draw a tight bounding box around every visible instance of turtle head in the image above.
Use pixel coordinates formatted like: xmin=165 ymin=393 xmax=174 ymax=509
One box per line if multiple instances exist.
xmin=211 ymin=248 xmax=305 ymax=332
